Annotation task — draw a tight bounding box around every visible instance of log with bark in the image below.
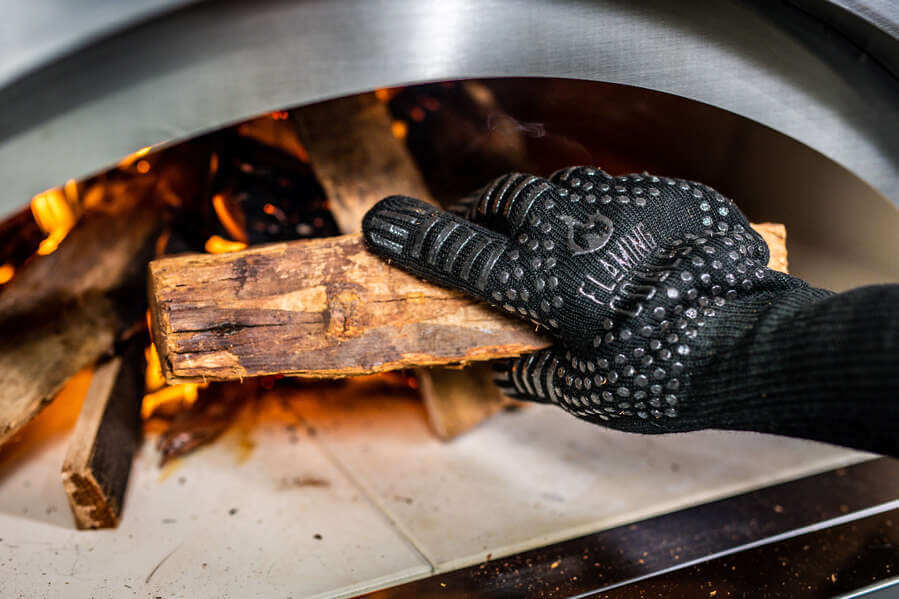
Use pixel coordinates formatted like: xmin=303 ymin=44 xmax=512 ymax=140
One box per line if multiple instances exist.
xmin=0 ymin=205 xmax=161 ymax=447
xmin=62 ymin=337 xmax=145 ymax=529
xmin=294 ymin=92 xmax=510 ymax=438
xmin=148 ymin=222 xmax=787 ymax=383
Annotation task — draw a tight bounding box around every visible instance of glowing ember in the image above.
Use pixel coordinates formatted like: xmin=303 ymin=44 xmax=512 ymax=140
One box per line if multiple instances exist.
xmin=391 ymin=120 xmax=408 ymax=140
xmin=374 ymin=87 xmax=402 ymax=102
xmin=0 ymin=263 xmax=13 ymax=285
xmin=118 ymin=145 xmax=152 ymax=168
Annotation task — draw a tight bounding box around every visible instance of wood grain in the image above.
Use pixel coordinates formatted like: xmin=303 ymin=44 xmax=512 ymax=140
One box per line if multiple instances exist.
xmin=295 ymin=93 xmax=508 ymax=438
xmin=62 ymin=338 xmax=144 ymax=529
xmin=0 ymin=207 xmax=159 ymax=447
xmin=149 ymin=233 xmax=548 ymax=382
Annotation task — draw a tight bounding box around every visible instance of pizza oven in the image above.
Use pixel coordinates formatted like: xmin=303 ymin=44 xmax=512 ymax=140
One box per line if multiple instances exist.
xmin=1 ymin=2 xmax=897 ymax=598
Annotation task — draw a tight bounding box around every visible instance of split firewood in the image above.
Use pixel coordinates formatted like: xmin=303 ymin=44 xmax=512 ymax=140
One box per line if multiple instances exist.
xmin=156 ymin=381 xmax=256 ymax=466
xmin=61 ymin=337 xmax=145 ymax=529
xmin=0 ymin=205 xmax=160 ymax=447
xmin=292 ymin=93 xmax=436 ymax=233
xmin=417 ymin=363 xmax=514 ymax=440
xmin=294 ymin=92 xmax=509 ymax=439
xmin=148 ymin=222 xmax=787 ymax=384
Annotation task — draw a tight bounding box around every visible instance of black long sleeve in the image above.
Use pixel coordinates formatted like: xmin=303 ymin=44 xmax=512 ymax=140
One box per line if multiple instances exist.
xmin=690 ymin=284 xmax=898 ymax=454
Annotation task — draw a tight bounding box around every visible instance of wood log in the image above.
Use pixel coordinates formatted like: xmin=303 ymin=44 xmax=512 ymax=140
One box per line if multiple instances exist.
xmin=294 ymin=93 xmax=508 ymax=438
xmin=0 ymin=205 xmax=43 ymax=273
xmin=61 ymin=337 xmax=145 ymax=529
xmin=0 ymin=206 xmax=160 ymax=447
xmin=293 ymin=93 xmax=435 ymax=232
xmin=417 ymin=364 xmax=516 ymax=440
xmin=149 ymin=222 xmax=787 ymax=383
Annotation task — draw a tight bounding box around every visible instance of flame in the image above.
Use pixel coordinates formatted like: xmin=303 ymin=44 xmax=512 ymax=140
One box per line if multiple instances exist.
xmin=142 ymin=341 xmax=204 ymax=419
xmin=391 ymin=120 xmax=408 ymax=140
xmin=211 ymin=194 xmax=249 ymax=243
xmin=145 ymin=343 xmax=167 ymax=392
xmin=205 ymin=235 xmax=247 ymax=254
xmin=0 ymin=263 xmax=13 ymax=284
xmin=31 ymin=187 xmax=78 ymax=255
xmin=375 ymin=88 xmax=402 ymax=102
xmin=119 ymin=145 xmax=152 ymax=168
xmin=142 ymin=384 xmax=201 ymax=420
xmin=270 ymin=111 xmax=289 ymax=120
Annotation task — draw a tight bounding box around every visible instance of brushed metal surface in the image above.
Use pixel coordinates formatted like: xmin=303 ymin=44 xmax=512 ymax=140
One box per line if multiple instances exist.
xmin=0 ymin=0 xmax=897 ymax=217
xmin=0 ymin=0 xmax=199 ymax=89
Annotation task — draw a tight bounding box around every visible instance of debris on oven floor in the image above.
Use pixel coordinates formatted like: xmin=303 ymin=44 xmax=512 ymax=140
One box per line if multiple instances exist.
xmin=0 ymin=369 xmax=869 ymax=598
xmin=0 ymin=81 xmax=875 ymax=598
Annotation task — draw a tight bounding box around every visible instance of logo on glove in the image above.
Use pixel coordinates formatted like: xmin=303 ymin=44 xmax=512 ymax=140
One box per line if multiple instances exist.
xmin=560 ymin=211 xmax=614 ymax=255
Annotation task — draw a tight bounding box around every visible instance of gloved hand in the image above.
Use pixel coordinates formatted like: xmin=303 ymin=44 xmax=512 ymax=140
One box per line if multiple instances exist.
xmin=362 ymin=167 xmax=898 ymax=454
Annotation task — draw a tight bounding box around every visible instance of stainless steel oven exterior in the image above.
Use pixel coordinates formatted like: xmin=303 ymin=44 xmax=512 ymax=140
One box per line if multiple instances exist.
xmin=1 ymin=0 xmax=897 ymax=218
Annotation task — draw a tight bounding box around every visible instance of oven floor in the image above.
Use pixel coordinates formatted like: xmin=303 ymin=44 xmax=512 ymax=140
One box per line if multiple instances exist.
xmin=0 ymin=380 xmax=870 ymax=598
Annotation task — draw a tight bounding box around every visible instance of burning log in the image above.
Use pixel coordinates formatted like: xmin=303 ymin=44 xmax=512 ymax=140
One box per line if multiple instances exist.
xmin=0 ymin=206 xmax=43 ymax=277
xmin=294 ymin=93 xmax=511 ymax=438
xmin=61 ymin=337 xmax=145 ymax=529
xmin=148 ymin=222 xmax=786 ymax=382
xmin=0 ymin=205 xmax=161 ymax=446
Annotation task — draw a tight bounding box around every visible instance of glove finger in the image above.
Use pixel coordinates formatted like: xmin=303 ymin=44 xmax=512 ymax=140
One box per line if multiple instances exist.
xmin=452 ymin=172 xmax=560 ymax=238
xmin=364 ymin=196 xmax=546 ymax=323
xmin=492 ymin=348 xmax=565 ymax=404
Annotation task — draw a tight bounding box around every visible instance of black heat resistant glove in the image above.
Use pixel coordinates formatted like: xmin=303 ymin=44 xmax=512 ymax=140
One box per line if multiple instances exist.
xmin=362 ymin=167 xmax=899 ymax=455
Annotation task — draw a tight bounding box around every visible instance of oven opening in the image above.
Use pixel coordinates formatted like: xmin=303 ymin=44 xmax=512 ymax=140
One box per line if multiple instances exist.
xmin=0 ymin=79 xmax=894 ymax=590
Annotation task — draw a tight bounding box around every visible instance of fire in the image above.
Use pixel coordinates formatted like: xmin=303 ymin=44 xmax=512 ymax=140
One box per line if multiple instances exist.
xmin=0 ymin=263 xmax=13 ymax=284
xmin=391 ymin=120 xmax=408 ymax=140
xmin=204 ymin=235 xmax=248 ymax=254
xmin=31 ymin=186 xmax=79 ymax=255
xmin=118 ymin=145 xmax=152 ymax=168
xmin=142 ymin=342 xmax=203 ymax=419
xmin=375 ymin=88 xmax=402 ymax=102
xmin=211 ymin=194 xmax=249 ymax=243
xmin=142 ymin=384 xmax=201 ymax=420
xmin=270 ymin=111 xmax=289 ymax=120
xmin=136 ymin=160 xmax=151 ymax=174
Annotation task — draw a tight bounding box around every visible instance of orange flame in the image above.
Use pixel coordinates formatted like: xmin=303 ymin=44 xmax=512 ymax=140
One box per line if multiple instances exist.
xmin=118 ymin=146 xmax=152 ymax=168
xmin=375 ymin=88 xmax=402 ymax=102
xmin=31 ymin=187 xmax=78 ymax=255
xmin=0 ymin=263 xmax=14 ymax=285
xmin=205 ymin=235 xmax=248 ymax=254
xmin=145 ymin=343 xmax=167 ymax=393
xmin=391 ymin=120 xmax=408 ymax=140
xmin=211 ymin=194 xmax=249 ymax=244
xmin=141 ymin=341 xmax=204 ymax=419
xmin=142 ymin=384 xmax=201 ymax=420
